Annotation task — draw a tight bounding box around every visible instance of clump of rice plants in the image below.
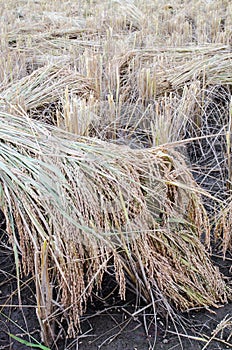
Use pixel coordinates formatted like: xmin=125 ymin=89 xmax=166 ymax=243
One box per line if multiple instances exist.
xmin=0 ymin=112 xmax=229 ymax=344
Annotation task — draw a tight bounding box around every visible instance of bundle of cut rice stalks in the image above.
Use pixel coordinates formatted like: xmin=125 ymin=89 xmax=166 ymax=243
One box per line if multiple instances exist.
xmin=0 ymin=64 xmax=97 ymax=114
xmin=0 ymin=112 xmax=229 ymax=344
xmin=110 ymin=45 xmax=232 ymax=102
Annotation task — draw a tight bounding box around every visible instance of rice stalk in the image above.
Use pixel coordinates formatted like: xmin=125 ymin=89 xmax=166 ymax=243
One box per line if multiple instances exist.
xmin=112 ymin=45 xmax=231 ymax=103
xmin=215 ymin=199 xmax=232 ymax=257
xmin=0 ymin=112 xmax=229 ymax=342
xmin=0 ymin=64 xmax=97 ymax=111
xmin=226 ymin=99 xmax=232 ymax=190
xmin=201 ymin=314 xmax=232 ymax=350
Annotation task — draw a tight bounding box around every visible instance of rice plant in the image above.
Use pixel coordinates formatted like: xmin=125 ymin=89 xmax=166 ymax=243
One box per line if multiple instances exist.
xmin=0 ymin=0 xmax=231 ymax=348
xmin=0 ymin=111 xmax=229 ymax=344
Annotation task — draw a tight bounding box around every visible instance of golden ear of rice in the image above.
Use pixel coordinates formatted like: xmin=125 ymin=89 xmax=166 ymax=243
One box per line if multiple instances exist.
xmin=0 ymin=113 xmax=229 ymax=340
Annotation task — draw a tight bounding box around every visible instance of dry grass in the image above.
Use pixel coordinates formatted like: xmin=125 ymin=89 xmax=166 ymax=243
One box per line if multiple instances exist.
xmin=0 ymin=0 xmax=232 ymax=347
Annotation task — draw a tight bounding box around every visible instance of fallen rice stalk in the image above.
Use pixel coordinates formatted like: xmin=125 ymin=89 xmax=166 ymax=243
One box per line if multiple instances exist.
xmin=0 ymin=64 xmax=97 ymax=111
xmin=0 ymin=112 xmax=229 ymax=341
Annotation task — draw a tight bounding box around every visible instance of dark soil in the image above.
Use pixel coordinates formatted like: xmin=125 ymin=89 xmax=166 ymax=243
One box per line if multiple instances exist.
xmin=71 ymin=302 xmax=232 ymax=350
xmin=59 ymin=255 xmax=232 ymax=350
xmin=0 ymin=229 xmax=40 ymax=349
